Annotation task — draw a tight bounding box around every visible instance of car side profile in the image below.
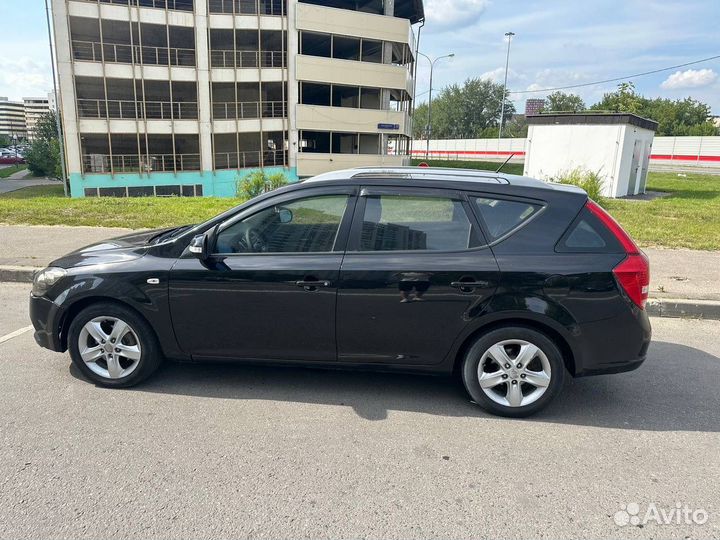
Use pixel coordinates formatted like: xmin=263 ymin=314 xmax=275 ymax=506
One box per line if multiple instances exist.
xmin=30 ymin=167 xmax=651 ymax=417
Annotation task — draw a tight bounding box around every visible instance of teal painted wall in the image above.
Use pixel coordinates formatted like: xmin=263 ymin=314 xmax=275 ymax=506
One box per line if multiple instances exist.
xmin=69 ymin=167 xmax=299 ymax=198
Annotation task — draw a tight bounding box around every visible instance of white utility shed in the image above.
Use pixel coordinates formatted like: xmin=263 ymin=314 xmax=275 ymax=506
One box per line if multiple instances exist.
xmin=523 ymin=113 xmax=659 ymax=198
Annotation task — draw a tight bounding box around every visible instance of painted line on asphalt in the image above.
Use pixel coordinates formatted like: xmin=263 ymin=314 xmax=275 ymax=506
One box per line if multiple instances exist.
xmin=0 ymin=325 xmax=34 ymax=344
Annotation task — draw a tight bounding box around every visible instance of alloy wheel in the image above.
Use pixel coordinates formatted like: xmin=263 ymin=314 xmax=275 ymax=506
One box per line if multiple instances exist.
xmin=77 ymin=316 xmax=142 ymax=379
xmin=477 ymin=339 xmax=552 ymax=407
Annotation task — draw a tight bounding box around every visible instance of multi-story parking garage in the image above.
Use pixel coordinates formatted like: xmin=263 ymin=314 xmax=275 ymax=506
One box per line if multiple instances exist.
xmin=51 ymin=0 xmax=423 ymax=197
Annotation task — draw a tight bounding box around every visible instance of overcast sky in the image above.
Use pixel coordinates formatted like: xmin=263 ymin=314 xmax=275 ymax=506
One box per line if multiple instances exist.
xmin=1 ymin=0 xmax=718 ymax=113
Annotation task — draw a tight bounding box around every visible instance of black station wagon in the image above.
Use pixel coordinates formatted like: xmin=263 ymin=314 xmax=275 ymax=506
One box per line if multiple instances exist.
xmin=30 ymin=167 xmax=651 ymax=417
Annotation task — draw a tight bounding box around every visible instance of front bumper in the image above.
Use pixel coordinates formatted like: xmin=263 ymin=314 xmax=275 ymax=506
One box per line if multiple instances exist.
xmin=29 ymin=294 xmax=66 ymax=352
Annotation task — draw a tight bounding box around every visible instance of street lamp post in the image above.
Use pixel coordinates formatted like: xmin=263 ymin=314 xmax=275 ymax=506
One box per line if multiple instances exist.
xmin=418 ymin=52 xmax=454 ymax=160
xmin=498 ymin=31 xmax=515 ymax=141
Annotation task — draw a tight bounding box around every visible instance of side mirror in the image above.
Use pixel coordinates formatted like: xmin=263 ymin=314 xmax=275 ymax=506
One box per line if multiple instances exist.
xmin=188 ymin=234 xmax=209 ymax=260
xmin=277 ymin=207 xmax=293 ymax=224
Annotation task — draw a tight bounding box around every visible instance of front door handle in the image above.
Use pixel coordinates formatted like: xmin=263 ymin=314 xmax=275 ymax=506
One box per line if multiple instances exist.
xmin=450 ymin=280 xmax=490 ymax=291
xmin=295 ymin=279 xmax=331 ymax=291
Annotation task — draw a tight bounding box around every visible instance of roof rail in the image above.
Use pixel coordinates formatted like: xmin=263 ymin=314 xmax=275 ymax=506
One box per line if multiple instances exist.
xmin=304 ymin=166 xmax=508 ymax=184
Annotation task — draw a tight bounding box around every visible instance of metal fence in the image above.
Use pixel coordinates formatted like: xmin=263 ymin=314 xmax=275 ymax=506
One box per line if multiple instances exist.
xmin=75 ymin=0 xmax=194 ymax=10
xmin=212 ymin=101 xmax=286 ymax=120
xmin=214 ymin=150 xmax=285 ymax=169
xmin=208 ymin=0 xmax=284 ymax=15
xmin=72 ymin=41 xmax=196 ymax=67
xmin=78 ymin=99 xmax=199 ymax=120
xmin=209 ymin=49 xmax=285 ymax=68
xmin=82 ymin=153 xmax=201 ymax=173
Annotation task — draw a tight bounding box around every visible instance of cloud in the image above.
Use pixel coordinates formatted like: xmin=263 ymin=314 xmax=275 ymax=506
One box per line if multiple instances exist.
xmin=0 ymin=57 xmax=51 ymax=99
xmin=424 ymin=0 xmax=490 ymax=31
xmin=479 ymin=67 xmax=522 ymax=83
xmin=660 ymin=68 xmax=717 ymax=89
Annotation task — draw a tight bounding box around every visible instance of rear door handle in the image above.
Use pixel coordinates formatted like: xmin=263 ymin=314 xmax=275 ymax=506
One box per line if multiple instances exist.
xmin=450 ymin=280 xmax=490 ymax=289
xmin=295 ymin=280 xmax=331 ymax=289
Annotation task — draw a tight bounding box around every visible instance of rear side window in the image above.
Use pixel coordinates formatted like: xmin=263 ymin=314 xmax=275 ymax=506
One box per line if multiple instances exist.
xmin=556 ymin=206 xmax=624 ymax=253
xmin=359 ymin=195 xmax=480 ymax=251
xmin=473 ymin=197 xmax=541 ymax=242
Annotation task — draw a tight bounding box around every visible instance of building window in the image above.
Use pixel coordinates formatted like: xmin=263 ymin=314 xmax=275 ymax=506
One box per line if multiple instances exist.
xmin=300 ymin=131 xmax=331 ymax=153
xmin=333 ymin=36 xmax=360 ymax=61
xmin=301 ymin=32 xmax=331 ymax=57
xmin=360 ymin=88 xmax=381 ymax=109
xmin=332 ymin=86 xmax=359 ymax=108
xmin=361 ymin=39 xmax=383 ymax=63
xmin=300 ymin=83 xmax=331 ymax=106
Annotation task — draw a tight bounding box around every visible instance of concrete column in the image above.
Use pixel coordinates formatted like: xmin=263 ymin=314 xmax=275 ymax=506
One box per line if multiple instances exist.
xmin=194 ymin=0 xmax=213 ymax=172
xmin=286 ymin=0 xmax=299 ymax=169
xmin=380 ymin=0 xmax=395 ymax=155
xmin=52 ymin=0 xmax=81 ymax=176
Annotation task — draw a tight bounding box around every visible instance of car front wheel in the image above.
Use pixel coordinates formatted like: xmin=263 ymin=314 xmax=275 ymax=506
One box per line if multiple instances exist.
xmin=68 ymin=302 xmax=163 ymax=388
xmin=462 ymin=326 xmax=565 ymax=417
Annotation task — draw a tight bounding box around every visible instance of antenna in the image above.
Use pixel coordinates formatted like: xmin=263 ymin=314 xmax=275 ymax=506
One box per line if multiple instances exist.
xmin=495 ymin=153 xmax=515 ymax=173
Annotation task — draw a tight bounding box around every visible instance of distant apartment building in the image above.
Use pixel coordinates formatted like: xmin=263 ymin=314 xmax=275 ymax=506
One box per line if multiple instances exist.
xmin=0 ymin=97 xmax=28 ymax=141
xmin=524 ymin=98 xmax=545 ymax=116
xmin=50 ymin=0 xmax=424 ymax=198
xmin=24 ymin=97 xmax=52 ymax=140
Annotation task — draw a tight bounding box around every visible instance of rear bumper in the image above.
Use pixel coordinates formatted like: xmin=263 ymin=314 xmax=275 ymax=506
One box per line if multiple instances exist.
xmin=572 ymin=306 xmax=651 ymax=377
xmin=29 ymin=294 xmax=65 ymax=352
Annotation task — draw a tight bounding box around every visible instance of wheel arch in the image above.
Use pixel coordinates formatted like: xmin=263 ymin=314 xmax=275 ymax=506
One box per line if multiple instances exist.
xmin=59 ymin=296 xmax=156 ymax=352
xmin=452 ymin=316 xmax=577 ymax=377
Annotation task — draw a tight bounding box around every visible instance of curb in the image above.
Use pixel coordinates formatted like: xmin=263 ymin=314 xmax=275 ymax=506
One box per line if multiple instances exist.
xmin=0 ymin=265 xmax=40 ymax=283
xmin=1 ymin=265 xmax=719 ymax=320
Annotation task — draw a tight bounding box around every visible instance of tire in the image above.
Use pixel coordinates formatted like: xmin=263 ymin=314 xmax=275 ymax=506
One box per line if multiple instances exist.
xmin=461 ymin=326 xmax=566 ymax=418
xmin=68 ymin=302 xmax=163 ymax=388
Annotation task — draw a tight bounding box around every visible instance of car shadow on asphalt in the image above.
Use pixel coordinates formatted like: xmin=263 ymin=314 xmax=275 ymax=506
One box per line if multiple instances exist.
xmin=70 ymin=340 xmax=720 ymax=430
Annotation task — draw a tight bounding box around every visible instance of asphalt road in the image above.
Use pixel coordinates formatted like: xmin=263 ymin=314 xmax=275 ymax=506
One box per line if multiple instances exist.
xmin=1 ymin=282 xmax=719 ymax=539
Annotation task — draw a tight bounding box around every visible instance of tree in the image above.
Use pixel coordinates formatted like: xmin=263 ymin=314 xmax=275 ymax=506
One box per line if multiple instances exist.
xmin=590 ymin=82 xmax=719 ymax=136
xmin=544 ymin=91 xmax=586 ymax=113
xmin=412 ymin=78 xmax=515 ymax=139
xmin=591 ymin=82 xmax=644 ymax=114
xmin=25 ymin=111 xmax=63 ymax=179
xmin=0 ymin=134 xmax=10 ymax=148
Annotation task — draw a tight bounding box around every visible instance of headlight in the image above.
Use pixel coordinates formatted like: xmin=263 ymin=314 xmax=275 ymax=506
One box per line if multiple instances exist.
xmin=32 ymin=267 xmax=67 ymax=297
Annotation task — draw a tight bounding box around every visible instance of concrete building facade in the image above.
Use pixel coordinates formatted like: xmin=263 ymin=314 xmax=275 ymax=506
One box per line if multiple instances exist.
xmin=50 ymin=0 xmax=424 ymax=197
xmin=24 ymin=97 xmax=52 ymax=140
xmin=0 ymin=98 xmax=28 ymax=141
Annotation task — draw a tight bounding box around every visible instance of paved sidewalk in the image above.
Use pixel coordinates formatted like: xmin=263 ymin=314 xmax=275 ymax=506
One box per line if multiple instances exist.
xmin=0 ymin=172 xmax=59 ymax=194
xmin=0 ymin=225 xmax=719 ymax=318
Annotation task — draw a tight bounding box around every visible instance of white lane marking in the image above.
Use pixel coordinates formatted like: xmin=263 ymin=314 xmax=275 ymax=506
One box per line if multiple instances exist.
xmin=0 ymin=325 xmax=34 ymax=344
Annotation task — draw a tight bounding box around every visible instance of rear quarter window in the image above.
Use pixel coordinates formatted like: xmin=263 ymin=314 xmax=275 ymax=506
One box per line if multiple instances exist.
xmin=556 ymin=206 xmax=624 ymax=253
xmin=472 ymin=197 xmax=542 ymax=242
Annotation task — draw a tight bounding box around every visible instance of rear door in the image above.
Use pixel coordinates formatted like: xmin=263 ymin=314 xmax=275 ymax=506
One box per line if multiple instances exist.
xmin=336 ymin=186 xmax=500 ymax=366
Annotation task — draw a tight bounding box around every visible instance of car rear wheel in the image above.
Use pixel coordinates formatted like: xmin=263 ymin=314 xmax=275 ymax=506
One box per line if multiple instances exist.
xmin=68 ymin=302 xmax=163 ymax=388
xmin=462 ymin=326 xmax=565 ymax=417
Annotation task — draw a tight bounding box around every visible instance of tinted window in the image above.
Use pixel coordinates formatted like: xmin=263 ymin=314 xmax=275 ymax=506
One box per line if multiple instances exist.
xmin=359 ymin=195 xmax=478 ymax=251
xmin=556 ymin=207 xmax=624 ymax=253
xmin=215 ymin=195 xmax=349 ymax=254
xmin=473 ymin=197 xmax=540 ymax=242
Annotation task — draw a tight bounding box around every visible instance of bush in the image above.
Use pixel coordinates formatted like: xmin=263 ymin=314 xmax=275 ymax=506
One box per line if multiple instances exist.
xmin=552 ymin=168 xmax=606 ymax=205
xmin=236 ymin=170 xmax=290 ymax=198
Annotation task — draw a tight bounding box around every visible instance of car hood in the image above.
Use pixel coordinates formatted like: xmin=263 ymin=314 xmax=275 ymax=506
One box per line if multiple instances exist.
xmin=49 ymin=227 xmax=173 ymax=269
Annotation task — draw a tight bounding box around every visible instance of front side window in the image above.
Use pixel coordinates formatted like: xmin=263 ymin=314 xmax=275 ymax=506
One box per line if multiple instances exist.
xmin=473 ymin=197 xmax=541 ymax=242
xmin=359 ymin=194 xmax=479 ymax=251
xmin=215 ymin=195 xmax=349 ymax=254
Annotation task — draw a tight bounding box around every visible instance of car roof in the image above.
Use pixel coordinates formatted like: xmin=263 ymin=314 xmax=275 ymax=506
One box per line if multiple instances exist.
xmin=302 ymin=166 xmax=585 ymax=195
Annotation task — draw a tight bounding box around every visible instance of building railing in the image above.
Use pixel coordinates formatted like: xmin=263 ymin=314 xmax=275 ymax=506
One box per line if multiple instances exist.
xmin=75 ymin=0 xmax=194 ymax=11
xmin=214 ymin=149 xmax=285 ymax=169
xmin=208 ymin=0 xmax=284 ymax=14
xmin=72 ymin=40 xmax=196 ymax=67
xmin=209 ymin=49 xmax=285 ymax=68
xmin=78 ymin=99 xmax=199 ymax=120
xmin=82 ymin=153 xmax=201 ymax=173
xmin=212 ymin=101 xmax=286 ymax=120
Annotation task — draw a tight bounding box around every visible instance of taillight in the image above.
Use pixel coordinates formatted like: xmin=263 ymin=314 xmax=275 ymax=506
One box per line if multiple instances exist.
xmin=585 ymin=200 xmax=650 ymax=309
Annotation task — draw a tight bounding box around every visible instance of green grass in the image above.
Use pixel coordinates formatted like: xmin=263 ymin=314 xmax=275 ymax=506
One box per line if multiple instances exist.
xmin=1 ymin=169 xmax=718 ymax=250
xmin=0 ymin=185 xmax=246 ymax=229
xmin=0 ymin=164 xmax=27 ymax=179
xmin=605 ymin=172 xmax=720 ymax=251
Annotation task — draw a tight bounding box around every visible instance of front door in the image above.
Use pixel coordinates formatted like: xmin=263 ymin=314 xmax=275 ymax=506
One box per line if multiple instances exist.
xmin=169 ymin=188 xmax=356 ymax=361
xmin=336 ymin=187 xmax=500 ymax=365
